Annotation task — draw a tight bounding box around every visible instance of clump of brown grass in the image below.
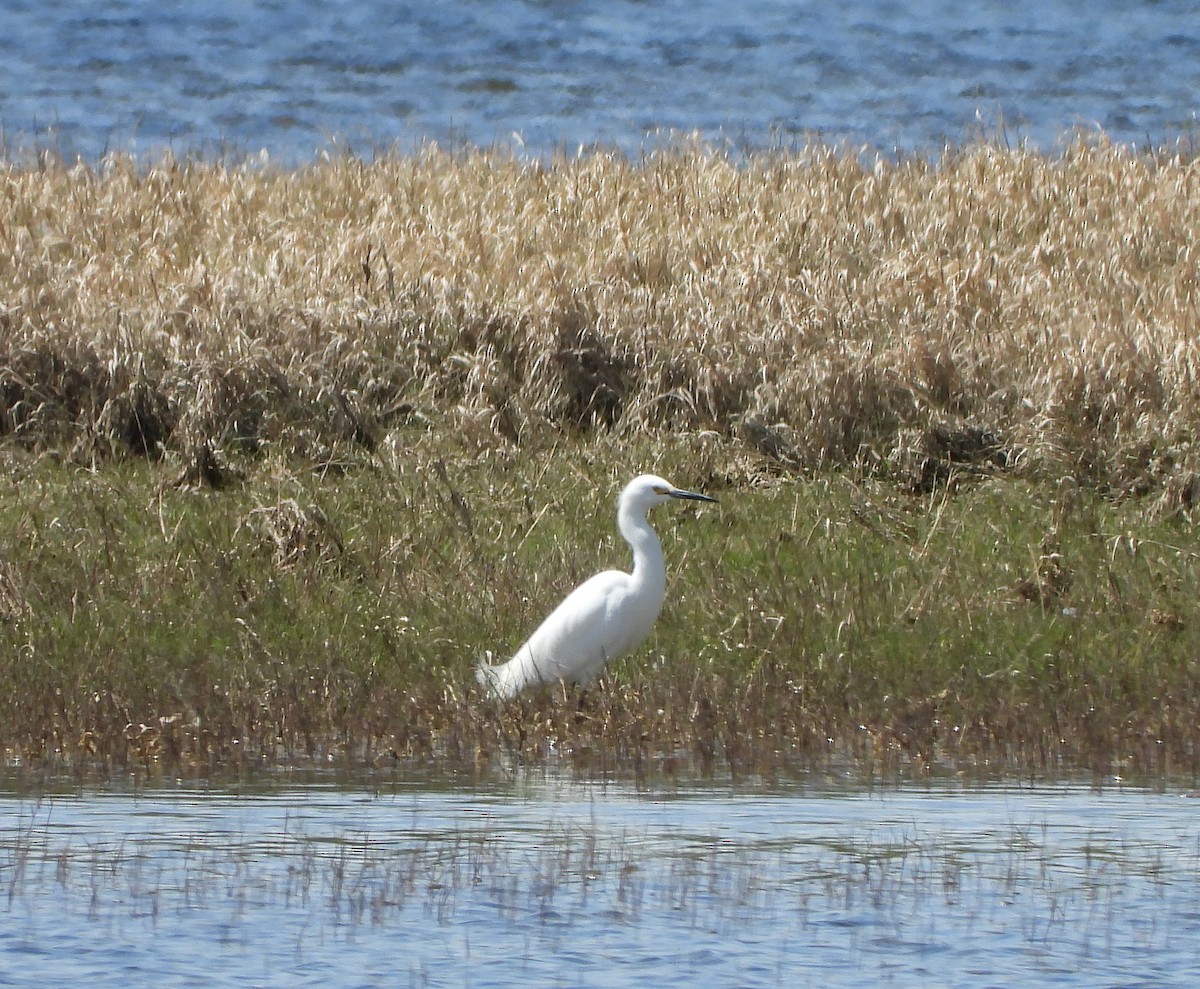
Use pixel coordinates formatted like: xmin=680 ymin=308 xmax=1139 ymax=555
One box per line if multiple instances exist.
xmin=1 ymin=136 xmax=1198 ymax=488
xmin=171 ymin=440 xmax=242 ymax=490
xmin=0 ymin=561 xmax=27 ymax=622
xmin=244 ymin=498 xmax=344 ymax=569
xmin=1153 ymin=467 xmax=1200 ymax=520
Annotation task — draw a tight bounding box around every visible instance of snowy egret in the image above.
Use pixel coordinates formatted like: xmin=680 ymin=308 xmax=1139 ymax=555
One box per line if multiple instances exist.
xmin=476 ymin=474 xmax=718 ymax=699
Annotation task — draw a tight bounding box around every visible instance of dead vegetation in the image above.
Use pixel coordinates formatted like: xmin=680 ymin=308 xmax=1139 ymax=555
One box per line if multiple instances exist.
xmin=2 ymin=137 xmax=1200 ymax=781
xmin=0 ymin=137 xmax=1197 ymax=487
xmin=0 ymin=561 xmax=26 ymax=622
xmin=243 ymin=498 xmax=344 ymax=569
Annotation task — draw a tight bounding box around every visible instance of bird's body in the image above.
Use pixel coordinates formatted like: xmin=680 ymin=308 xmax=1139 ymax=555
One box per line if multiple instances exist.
xmin=477 ymin=474 xmax=717 ymax=699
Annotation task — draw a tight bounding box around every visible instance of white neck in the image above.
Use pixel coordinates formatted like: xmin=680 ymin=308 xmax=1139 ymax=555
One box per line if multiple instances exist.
xmin=618 ymin=500 xmax=666 ymax=595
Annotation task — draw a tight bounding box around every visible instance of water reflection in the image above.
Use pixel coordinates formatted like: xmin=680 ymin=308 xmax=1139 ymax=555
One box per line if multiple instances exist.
xmin=2 ymin=775 xmax=1198 ymax=988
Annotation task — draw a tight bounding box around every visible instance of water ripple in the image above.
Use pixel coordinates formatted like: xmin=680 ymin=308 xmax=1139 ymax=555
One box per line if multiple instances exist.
xmin=0 ymin=0 xmax=1197 ymax=162
xmin=2 ymin=779 xmax=1200 ymax=987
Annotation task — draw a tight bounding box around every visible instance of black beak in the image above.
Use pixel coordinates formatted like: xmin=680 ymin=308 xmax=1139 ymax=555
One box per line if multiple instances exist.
xmin=669 ymin=488 xmax=719 ymax=504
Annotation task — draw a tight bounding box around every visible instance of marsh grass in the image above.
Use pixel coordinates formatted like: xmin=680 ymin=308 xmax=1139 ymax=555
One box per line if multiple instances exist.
xmin=3 ymin=795 xmax=1183 ymax=948
xmin=1 ymin=137 xmax=1199 ymax=483
xmin=2 ymin=137 xmax=1200 ymax=778
xmin=0 ymin=432 xmax=1197 ymax=778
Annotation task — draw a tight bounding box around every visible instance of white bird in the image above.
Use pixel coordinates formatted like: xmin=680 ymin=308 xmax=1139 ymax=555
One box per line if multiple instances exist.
xmin=477 ymin=474 xmax=718 ymax=699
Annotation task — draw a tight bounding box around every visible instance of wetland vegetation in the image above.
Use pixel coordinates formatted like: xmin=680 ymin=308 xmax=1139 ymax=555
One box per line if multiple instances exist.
xmin=1 ymin=136 xmax=1198 ymax=780
xmin=10 ymin=781 xmax=1195 ymax=989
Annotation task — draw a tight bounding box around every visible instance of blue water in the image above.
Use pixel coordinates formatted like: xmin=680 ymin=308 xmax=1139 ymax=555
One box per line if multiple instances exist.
xmin=3 ymin=776 xmax=1200 ymax=988
xmin=0 ymin=0 xmax=1197 ymax=163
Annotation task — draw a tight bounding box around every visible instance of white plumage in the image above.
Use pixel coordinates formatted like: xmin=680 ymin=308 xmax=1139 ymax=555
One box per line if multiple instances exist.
xmin=477 ymin=474 xmax=718 ymax=699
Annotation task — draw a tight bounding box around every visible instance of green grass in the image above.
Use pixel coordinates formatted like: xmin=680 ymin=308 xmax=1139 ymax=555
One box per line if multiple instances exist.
xmin=1 ymin=434 xmax=1198 ymax=780
xmin=4 ymin=141 xmax=1200 ymax=783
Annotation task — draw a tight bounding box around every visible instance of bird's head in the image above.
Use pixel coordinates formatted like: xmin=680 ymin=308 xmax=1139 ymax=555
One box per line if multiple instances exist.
xmin=621 ymin=474 xmax=719 ymax=512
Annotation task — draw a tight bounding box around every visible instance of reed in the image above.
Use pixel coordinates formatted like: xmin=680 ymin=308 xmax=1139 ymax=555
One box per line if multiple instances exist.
xmin=0 ymin=433 xmax=1197 ymax=779
xmin=0 ymin=137 xmax=1198 ymax=485
xmin=3 ymin=793 xmax=1175 ymax=945
xmin=1 ymin=136 xmax=1198 ymax=779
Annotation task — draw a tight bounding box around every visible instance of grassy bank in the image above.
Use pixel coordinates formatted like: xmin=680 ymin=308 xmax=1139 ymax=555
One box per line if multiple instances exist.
xmin=1 ymin=435 xmax=1197 ymax=780
xmin=1 ymin=137 xmax=1199 ymax=779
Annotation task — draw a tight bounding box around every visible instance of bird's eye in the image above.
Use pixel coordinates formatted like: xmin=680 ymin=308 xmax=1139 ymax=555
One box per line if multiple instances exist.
xmin=653 ymin=486 xmax=668 ymax=494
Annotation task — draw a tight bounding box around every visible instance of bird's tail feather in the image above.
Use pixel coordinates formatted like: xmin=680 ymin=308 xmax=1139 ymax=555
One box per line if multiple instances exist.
xmin=476 ymin=656 xmax=503 ymax=698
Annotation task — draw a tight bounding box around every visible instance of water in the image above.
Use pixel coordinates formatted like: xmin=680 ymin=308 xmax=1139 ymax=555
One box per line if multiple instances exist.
xmin=3 ymin=775 xmax=1199 ymax=988
xmin=1 ymin=0 xmax=1197 ymax=163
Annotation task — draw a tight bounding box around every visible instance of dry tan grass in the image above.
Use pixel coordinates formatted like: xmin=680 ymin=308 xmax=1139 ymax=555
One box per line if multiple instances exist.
xmin=2 ymin=137 xmax=1199 ymax=485
xmin=0 ymin=560 xmax=26 ymax=622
